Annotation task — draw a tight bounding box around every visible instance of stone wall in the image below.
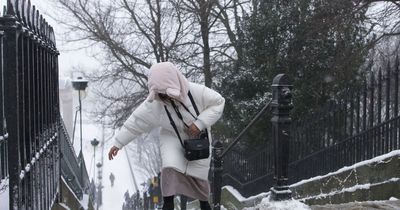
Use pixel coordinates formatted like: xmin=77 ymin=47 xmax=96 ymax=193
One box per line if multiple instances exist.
xmin=291 ymin=153 xmax=400 ymax=205
xmin=219 ymin=152 xmax=400 ymax=209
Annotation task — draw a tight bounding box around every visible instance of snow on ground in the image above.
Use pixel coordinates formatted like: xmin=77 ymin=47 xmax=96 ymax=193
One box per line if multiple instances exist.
xmin=0 ymin=178 xmax=9 ymax=210
xmin=243 ymin=196 xmax=311 ymax=210
xmin=223 ymin=186 xmax=270 ymax=203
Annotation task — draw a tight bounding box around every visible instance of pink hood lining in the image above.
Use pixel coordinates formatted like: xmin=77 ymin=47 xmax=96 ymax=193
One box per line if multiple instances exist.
xmin=147 ymin=62 xmax=190 ymax=103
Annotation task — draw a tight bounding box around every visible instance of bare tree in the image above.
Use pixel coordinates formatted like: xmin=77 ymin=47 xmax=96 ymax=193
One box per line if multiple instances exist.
xmin=126 ymin=130 xmax=161 ymax=179
xmin=51 ymin=0 xmax=249 ymax=127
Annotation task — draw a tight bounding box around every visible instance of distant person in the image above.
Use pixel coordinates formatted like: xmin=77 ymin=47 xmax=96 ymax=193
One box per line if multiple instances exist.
xmin=110 ymin=172 xmax=115 ymax=187
xmin=108 ymin=62 xmax=225 ymax=210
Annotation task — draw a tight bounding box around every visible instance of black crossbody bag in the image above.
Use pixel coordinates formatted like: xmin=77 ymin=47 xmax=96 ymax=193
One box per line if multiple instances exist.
xmin=164 ymin=92 xmax=210 ymax=161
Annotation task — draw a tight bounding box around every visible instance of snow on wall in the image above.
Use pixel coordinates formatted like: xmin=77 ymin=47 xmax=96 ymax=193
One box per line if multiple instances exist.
xmin=0 ymin=178 xmax=9 ymax=210
xmin=222 ymin=150 xmax=400 ymax=209
xmin=291 ymin=149 xmax=400 ymax=188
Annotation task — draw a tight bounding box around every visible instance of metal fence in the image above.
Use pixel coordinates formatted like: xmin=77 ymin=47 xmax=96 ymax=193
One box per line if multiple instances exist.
xmin=289 ymin=58 xmax=400 ymax=184
xmin=0 ymin=24 xmax=9 ymax=195
xmin=59 ymin=120 xmax=91 ymax=200
xmin=212 ymin=100 xmax=274 ymax=199
xmin=215 ymin=58 xmax=400 ymax=199
xmin=0 ymin=0 xmax=61 ymax=209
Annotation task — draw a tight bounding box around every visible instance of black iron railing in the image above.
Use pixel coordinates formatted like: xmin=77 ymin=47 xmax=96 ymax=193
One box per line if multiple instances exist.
xmin=211 ymin=98 xmax=273 ymax=207
xmin=212 ymin=58 xmax=400 ymax=205
xmin=0 ymin=1 xmax=92 ymax=209
xmin=0 ymin=26 xmax=9 ymax=195
xmin=59 ymin=120 xmax=92 ymax=200
xmin=0 ymin=0 xmax=60 ymax=209
xmin=288 ymin=58 xmax=400 ymax=185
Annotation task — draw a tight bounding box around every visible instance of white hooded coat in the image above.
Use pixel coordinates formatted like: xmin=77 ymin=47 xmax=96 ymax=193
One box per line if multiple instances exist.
xmin=113 ymin=62 xmax=225 ymax=180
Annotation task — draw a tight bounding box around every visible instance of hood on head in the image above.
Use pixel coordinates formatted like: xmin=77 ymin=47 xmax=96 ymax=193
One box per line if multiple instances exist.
xmin=147 ymin=62 xmax=189 ymax=103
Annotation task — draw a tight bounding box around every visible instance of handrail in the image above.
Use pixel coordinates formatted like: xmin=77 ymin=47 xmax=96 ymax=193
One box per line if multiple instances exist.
xmin=220 ymin=100 xmax=272 ymax=158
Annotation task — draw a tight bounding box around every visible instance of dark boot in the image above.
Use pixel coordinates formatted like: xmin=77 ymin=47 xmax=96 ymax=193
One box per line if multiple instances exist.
xmin=200 ymin=200 xmax=211 ymax=210
xmin=162 ymin=196 xmax=174 ymax=210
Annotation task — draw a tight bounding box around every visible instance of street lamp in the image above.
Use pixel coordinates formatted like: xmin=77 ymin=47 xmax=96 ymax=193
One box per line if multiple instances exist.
xmin=72 ymin=76 xmax=88 ymax=156
xmin=72 ymin=76 xmax=88 ymax=186
xmin=91 ymin=138 xmax=100 ymax=179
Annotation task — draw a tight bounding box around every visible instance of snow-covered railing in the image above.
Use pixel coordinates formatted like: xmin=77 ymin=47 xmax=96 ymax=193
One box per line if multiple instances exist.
xmin=212 ymin=57 xmax=400 ymax=208
xmin=212 ymin=74 xmax=293 ymax=209
xmin=0 ymin=0 xmax=60 ymax=209
xmin=0 ymin=27 xmax=8 ymax=190
xmin=59 ymin=119 xmax=89 ymax=200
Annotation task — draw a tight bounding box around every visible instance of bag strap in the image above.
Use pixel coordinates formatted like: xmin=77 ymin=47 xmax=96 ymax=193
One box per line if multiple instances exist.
xmin=164 ymin=91 xmax=208 ymax=148
xmin=187 ymin=91 xmax=208 ymax=134
xmin=188 ymin=91 xmax=200 ymax=115
xmin=164 ymin=105 xmax=185 ymax=147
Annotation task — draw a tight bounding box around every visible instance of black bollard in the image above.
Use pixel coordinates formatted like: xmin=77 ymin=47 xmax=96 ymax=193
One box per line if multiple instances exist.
xmin=211 ymin=140 xmax=223 ymax=210
xmin=270 ymin=74 xmax=293 ymax=201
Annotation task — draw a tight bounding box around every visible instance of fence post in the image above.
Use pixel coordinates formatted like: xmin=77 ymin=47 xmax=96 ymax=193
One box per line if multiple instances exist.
xmin=270 ymin=74 xmax=293 ymax=201
xmin=1 ymin=8 xmax=22 ymax=209
xmin=212 ymin=140 xmax=223 ymax=210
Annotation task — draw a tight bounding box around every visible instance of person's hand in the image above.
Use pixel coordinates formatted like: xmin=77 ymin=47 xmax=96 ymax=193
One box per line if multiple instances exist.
xmin=187 ymin=123 xmax=201 ymax=138
xmin=108 ymin=146 xmax=120 ymax=160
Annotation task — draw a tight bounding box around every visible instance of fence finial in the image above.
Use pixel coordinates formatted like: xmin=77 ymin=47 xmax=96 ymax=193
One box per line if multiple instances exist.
xmin=21 ymin=0 xmax=26 ymax=25
xmin=26 ymin=0 xmax=30 ymax=28
xmin=6 ymin=0 xmax=15 ymax=16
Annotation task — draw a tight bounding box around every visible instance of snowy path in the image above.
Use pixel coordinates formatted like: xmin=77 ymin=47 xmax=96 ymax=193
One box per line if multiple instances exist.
xmin=99 ymin=147 xmax=137 ymax=210
xmin=80 ymin=123 xmax=138 ymax=210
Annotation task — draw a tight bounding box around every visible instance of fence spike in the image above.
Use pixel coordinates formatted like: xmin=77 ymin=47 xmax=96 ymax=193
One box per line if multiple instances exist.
xmin=36 ymin=11 xmax=43 ymax=37
xmin=51 ymin=27 xmax=56 ymax=47
xmin=15 ymin=0 xmax=20 ymax=20
xmin=386 ymin=61 xmax=391 ymax=121
xmin=35 ymin=10 xmax=39 ymax=33
xmin=21 ymin=0 xmax=26 ymax=25
xmin=45 ymin=22 xmax=49 ymax=43
xmin=27 ymin=0 xmax=31 ymax=28
xmin=378 ymin=69 xmax=382 ymax=124
xmin=7 ymin=0 xmax=15 ymax=16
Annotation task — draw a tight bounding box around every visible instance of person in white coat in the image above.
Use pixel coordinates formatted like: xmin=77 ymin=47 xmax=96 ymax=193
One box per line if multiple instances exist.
xmin=108 ymin=62 xmax=225 ymax=210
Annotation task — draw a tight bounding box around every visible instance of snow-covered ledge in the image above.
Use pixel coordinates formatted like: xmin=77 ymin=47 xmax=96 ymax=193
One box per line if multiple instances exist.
xmin=290 ymin=149 xmax=400 ymax=205
xmin=219 ymin=150 xmax=400 ymax=209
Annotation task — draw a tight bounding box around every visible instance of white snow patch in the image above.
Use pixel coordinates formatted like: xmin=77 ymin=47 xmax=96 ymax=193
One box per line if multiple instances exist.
xmin=80 ymin=194 xmax=90 ymax=210
xmin=0 ymin=178 xmax=9 ymax=210
xmin=223 ymin=186 xmax=270 ymax=202
xmin=299 ymin=178 xmax=400 ymax=201
xmin=59 ymin=203 xmax=71 ymax=210
xmin=244 ymin=196 xmax=311 ymax=210
xmin=291 ymin=149 xmax=400 ymax=187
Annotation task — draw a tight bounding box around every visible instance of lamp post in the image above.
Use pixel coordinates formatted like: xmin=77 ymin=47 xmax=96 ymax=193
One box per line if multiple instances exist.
xmin=91 ymin=138 xmax=99 ymax=209
xmin=91 ymin=138 xmax=99 ymax=179
xmin=72 ymin=76 xmax=88 ymax=156
xmin=96 ymin=162 xmax=103 ymax=210
xmin=72 ymin=76 xmax=88 ymax=185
